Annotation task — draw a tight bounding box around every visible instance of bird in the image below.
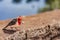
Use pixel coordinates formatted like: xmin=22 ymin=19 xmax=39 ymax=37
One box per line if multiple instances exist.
xmin=3 ymin=18 xmax=17 ymax=30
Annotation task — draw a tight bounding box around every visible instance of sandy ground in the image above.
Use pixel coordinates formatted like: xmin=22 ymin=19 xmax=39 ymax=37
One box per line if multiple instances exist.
xmin=0 ymin=10 xmax=60 ymax=40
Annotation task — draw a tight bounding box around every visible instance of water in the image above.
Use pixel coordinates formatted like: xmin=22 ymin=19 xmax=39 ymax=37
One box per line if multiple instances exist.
xmin=0 ymin=0 xmax=45 ymax=20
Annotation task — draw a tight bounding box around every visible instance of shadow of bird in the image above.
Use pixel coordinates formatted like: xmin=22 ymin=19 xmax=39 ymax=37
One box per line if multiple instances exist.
xmin=2 ymin=18 xmax=17 ymax=34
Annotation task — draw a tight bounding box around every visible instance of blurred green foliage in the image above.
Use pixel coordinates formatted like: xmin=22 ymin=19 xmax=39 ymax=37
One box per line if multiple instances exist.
xmin=37 ymin=6 xmax=53 ymax=13
xmin=38 ymin=0 xmax=60 ymax=13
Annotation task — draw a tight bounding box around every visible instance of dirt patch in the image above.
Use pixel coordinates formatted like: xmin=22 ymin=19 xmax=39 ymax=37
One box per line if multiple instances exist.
xmin=0 ymin=10 xmax=60 ymax=40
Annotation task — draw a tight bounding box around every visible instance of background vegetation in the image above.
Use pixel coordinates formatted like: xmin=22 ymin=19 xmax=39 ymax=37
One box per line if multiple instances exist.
xmin=0 ymin=0 xmax=60 ymax=13
xmin=38 ymin=0 xmax=60 ymax=13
